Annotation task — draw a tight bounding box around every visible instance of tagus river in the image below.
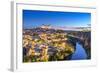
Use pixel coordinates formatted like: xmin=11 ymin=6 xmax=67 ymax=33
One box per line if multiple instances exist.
xmin=71 ymin=42 xmax=87 ymax=60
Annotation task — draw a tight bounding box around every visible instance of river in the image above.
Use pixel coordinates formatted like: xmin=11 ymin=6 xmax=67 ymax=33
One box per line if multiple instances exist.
xmin=71 ymin=42 xmax=87 ymax=60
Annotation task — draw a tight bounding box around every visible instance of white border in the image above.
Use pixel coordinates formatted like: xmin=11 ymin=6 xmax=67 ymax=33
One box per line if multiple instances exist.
xmin=16 ymin=0 xmax=96 ymax=8
xmin=11 ymin=1 xmax=97 ymax=71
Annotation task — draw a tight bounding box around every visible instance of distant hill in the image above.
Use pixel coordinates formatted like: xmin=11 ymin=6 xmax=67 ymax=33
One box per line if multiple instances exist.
xmin=24 ymin=24 xmax=91 ymax=31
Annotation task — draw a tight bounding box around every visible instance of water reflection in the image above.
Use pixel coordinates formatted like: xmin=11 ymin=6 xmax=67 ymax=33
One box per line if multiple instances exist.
xmin=71 ymin=43 xmax=87 ymax=60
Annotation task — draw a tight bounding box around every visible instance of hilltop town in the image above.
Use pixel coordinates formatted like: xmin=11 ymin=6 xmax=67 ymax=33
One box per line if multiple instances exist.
xmin=23 ymin=24 xmax=91 ymax=62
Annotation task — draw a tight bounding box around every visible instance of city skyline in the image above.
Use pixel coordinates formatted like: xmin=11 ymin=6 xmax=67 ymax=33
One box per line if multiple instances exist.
xmin=23 ymin=10 xmax=91 ymax=29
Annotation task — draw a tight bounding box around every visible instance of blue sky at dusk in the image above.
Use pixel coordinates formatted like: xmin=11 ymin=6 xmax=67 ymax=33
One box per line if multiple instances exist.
xmin=23 ymin=10 xmax=91 ymax=29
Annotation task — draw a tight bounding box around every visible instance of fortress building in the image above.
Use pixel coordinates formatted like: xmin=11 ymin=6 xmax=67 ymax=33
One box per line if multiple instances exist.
xmin=41 ymin=24 xmax=51 ymax=29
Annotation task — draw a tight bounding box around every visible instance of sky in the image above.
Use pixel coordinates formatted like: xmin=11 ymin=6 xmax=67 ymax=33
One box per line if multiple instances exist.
xmin=23 ymin=10 xmax=91 ymax=29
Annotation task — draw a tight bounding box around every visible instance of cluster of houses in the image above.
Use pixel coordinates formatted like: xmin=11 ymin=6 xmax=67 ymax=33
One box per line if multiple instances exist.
xmin=23 ymin=25 xmax=74 ymax=62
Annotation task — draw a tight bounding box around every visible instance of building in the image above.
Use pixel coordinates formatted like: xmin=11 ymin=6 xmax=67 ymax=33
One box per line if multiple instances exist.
xmin=41 ymin=24 xmax=51 ymax=29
